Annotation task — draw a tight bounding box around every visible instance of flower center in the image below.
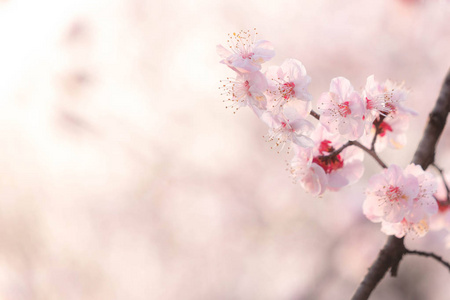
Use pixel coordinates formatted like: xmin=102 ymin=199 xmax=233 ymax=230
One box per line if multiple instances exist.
xmin=378 ymin=121 xmax=393 ymax=137
xmin=386 ymin=185 xmax=404 ymax=202
xmin=383 ymin=102 xmax=396 ymax=114
xmin=366 ymin=97 xmax=373 ymax=110
xmin=281 ymin=82 xmax=296 ymax=100
xmin=338 ymin=101 xmax=351 ymax=117
xmin=244 ymin=80 xmax=252 ymax=96
xmin=242 ymin=52 xmax=254 ymax=59
xmin=312 ymin=140 xmax=344 ymax=174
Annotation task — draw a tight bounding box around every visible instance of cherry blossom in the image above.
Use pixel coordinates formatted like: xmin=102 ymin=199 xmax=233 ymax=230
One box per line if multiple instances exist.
xmin=265 ymin=59 xmax=312 ymax=112
xmin=289 ymin=145 xmax=327 ymax=196
xmin=403 ymin=164 xmax=438 ymax=222
xmin=363 ymin=164 xmax=419 ymax=223
xmin=216 ymin=32 xmax=438 ymax=240
xmin=359 ymin=109 xmax=412 ymax=152
xmin=381 ymin=218 xmax=430 ymax=238
xmin=261 ymin=103 xmax=315 ymax=150
xmin=219 ymin=71 xmax=268 ymax=113
xmin=363 ymin=164 xmax=437 ymax=237
xmin=290 ymin=125 xmax=364 ymax=195
xmin=317 ymin=77 xmax=365 ymax=140
xmin=362 ymin=75 xmax=414 ymax=124
xmin=363 ymin=75 xmax=395 ymax=125
xmin=381 ymin=79 xmax=410 ymax=114
xmin=217 ymin=29 xmax=275 ymax=73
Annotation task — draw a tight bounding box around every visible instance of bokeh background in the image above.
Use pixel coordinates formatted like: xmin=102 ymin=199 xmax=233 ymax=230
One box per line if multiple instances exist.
xmin=0 ymin=0 xmax=449 ymax=299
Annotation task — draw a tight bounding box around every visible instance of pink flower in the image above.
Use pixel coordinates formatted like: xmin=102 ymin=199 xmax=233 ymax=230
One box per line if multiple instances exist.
xmin=381 ymin=218 xmax=430 ymax=238
xmin=217 ymin=29 xmax=275 ymax=73
xmin=403 ymin=164 xmax=438 ymax=223
xmin=290 ymin=125 xmax=364 ymax=195
xmin=363 ymin=164 xmax=437 ymax=237
xmin=358 ymin=109 xmax=412 ymax=152
xmin=363 ymin=75 xmax=394 ymax=125
xmin=261 ymin=103 xmax=315 ymax=150
xmin=219 ymin=71 xmax=268 ymax=113
xmin=265 ymin=59 xmax=312 ymax=112
xmin=381 ymin=79 xmax=410 ymax=114
xmin=363 ymin=164 xmax=419 ymax=223
xmin=289 ymin=145 xmax=327 ymax=196
xmin=317 ymin=77 xmax=365 ymax=140
xmin=362 ymin=76 xmax=414 ymax=126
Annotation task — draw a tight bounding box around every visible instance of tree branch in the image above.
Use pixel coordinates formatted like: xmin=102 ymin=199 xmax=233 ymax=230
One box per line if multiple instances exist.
xmin=351 ymin=236 xmax=406 ymax=300
xmin=412 ymin=69 xmax=450 ymax=170
xmin=351 ymin=68 xmax=450 ymax=300
xmin=310 ymin=109 xmax=320 ymax=120
xmin=405 ymin=249 xmax=450 ymax=272
xmin=309 ymin=110 xmax=388 ymax=168
xmin=351 ymin=140 xmax=388 ymax=169
xmin=370 ymin=115 xmax=386 ymax=151
xmin=327 ymin=141 xmax=352 ymax=157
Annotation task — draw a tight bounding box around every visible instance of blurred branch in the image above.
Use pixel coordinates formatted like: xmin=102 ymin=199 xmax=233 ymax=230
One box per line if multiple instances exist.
xmin=351 ymin=68 xmax=450 ymax=300
xmin=405 ymin=249 xmax=450 ymax=272
xmin=412 ymin=69 xmax=450 ymax=169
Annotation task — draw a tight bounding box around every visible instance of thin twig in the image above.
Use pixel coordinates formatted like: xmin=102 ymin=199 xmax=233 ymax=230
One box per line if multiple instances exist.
xmin=308 ymin=110 xmax=388 ymax=169
xmin=351 ymin=140 xmax=388 ymax=169
xmin=310 ymin=109 xmax=320 ymax=120
xmin=319 ymin=141 xmax=352 ymax=159
xmin=405 ymin=249 xmax=450 ymax=272
xmin=370 ymin=115 xmax=386 ymax=151
xmin=431 ymin=163 xmax=450 ymax=203
xmin=370 ymin=130 xmax=379 ymax=151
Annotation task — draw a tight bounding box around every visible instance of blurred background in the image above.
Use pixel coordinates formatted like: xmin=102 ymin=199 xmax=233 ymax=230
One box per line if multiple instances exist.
xmin=0 ymin=0 xmax=449 ymax=299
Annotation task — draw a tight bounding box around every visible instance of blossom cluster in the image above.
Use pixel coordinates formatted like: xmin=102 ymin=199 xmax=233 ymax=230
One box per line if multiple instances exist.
xmin=363 ymin=164 xmax=438 ymax=238
xmin=217 ymin=30 xmax=441 ymax=238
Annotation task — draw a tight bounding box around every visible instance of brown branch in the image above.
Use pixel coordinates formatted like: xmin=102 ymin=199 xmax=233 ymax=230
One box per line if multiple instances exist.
xmin=351 ymin=140 xmax=388 ymax=169
xmin=412 ymin=69 xmax=450 ymax=170
xmin=309 ymin=110 xmax=388 ymax=168
xmin=370 ymin=115 xmax=386 ymax=151
xmin=327 ymin=141 xmax=352 ymax=157
xmin=351 ymin=68 xmax=450 ymax=300
xmin=351 ymin=237 xmax=406 ymax=300
xmin=405 ymin=249 xmax=450 ymax=272
xmin=310 ymin=109 xmax=320 ymax=120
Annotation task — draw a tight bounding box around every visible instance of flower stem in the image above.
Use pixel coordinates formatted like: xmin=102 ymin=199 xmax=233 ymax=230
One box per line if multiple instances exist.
xmin=370 ymin=115 xmax=386 ymax=151
xmin=405 ymin=249 xmax=450 ymax=272
xmin=310 ymin=109 xmax=321 ymax=120
xmin=309 ymin=110 xmax=388 ymax=169
xmin=351 ymin=140 xmax=388 ymax=169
